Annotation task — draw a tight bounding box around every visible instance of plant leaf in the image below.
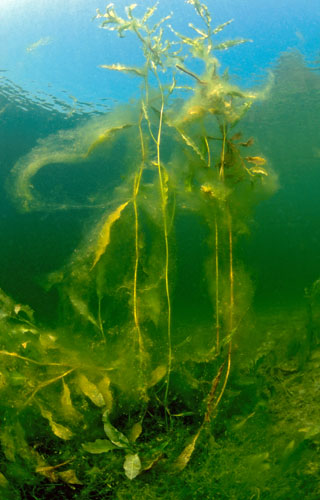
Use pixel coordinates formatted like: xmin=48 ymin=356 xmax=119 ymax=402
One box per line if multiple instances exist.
xmin=147 ymin=365 xmax=167 ymax=388
xmin=213 ymin=19 xmax=233 ymax=35
xmin=102 ymin=410 xmax=130 ymax=449
xmin=60 ymin=380 xmax=82 ymax=421
xmin=128 ymin=422 xmax=142 ymax=443
xmin=245 ymin=156 xmax=267 ymax=165
xmin=173 ymin=428 xmax=201 ymax=472
xmin=0 ymin=472 xmax=9 ymax=489
xmin=91 ymin=201 xmax=129 ymax=269
xmin=123 ymin=453 xmax=141 ymax=479
xmin=249 ymin=166 xmax=268 ymax=176
xmin=39 ymin=407 xmax=73 ymax=440
xmin=97 ymin=375 xmax=113 ymax=412
xmin=78 ymin=374 xmax=105 ymax=407
xmin=176 ymin=128 xmax=205 ymax=162
xmin=100 ymin=63 xmax=146 ymax=78
xmin=68 ymin=291 xmax=99 ymax=328
xmin=82 ymin=438 xmax=117 ymax=454
xmin=58 ymin=469 xmax=83 ymax=485
xmin=213 ymin=38 xmax=250 ymax=51
xmin=84 ymin=123 xmax=132 ymax=158
xmin=142 ymin=4 xmax=158 ymax=23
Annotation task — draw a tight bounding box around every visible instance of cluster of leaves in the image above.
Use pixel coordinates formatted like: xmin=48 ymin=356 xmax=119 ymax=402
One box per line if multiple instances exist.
xmin=1 ymin=293 xmax=319 ymax=499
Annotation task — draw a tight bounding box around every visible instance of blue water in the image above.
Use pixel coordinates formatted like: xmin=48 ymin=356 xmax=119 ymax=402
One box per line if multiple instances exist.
xmin=2 ymin=0 xmax=320 ymax=103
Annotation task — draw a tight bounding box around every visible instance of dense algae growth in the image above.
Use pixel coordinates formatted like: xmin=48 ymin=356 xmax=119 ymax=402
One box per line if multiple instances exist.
xmin=1 ymin=1 xmax=320 ymax=499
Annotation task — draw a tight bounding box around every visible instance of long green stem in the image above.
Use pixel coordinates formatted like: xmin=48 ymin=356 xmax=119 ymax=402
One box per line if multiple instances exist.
xmin=219 ymin=123 xmax=227 ymax=180
xmin=132 ymin=113 xmax=147 ymax=374
xmin=131 ymin=110 xmax=154 ymax=410
xmin=215 ymin=208 xmax=234 ymax=407
xmin=153 ymin=70 xmax=172 ymax=425
xmin=133 ymin=176 xmax=144 ymax=348
xmin=214 ymin=214 xmax=220 ymax=353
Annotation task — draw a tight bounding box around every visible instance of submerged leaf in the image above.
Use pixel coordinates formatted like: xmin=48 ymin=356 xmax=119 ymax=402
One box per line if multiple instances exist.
xmin=128 ymin=422 xmax=143 ymax=443
xmin=0 ymin=472 xmax=9 ymax=488
xmin=213 ymin=19 xmax=233 ymax=35
xmin=249 ymin=166 xmax=268 ymax=176
xmin=40 ymin=407 xmax=73 ymax=440
xmin=84 ymin=123 xmax=132 ymax=157
xmin=78 ymin=374 xmax=105 ymax=407
xmin=245 ymin=156 xmax=267 ymax=165
xmin=58 ymin=469 xmax=83 ymax=485
xmin=102 ymin=410 xmax=130 ymax=449
xmin=213 ymin=38 xmax=250 ymax=51
xmin=61 ymin=380 xmax=82 ymax=421
xmin=97 ymin=375 xmax=113 ymax=411
xmin=0 ymin=427 xmax=15 ymax=461
xmin=91 ymin=201 xmax=130 ymax=269
xmin=82 ymin=438 xmax=117 ymax=454
xmin=100 ymin=63 xmax=145 ymax=77
xmin=230 ymin=132 xmax=242 ymax=141
xmin=123 ymin=453 xmax=141 ymax=480
xmin=240 ymin=137 xmax=254 ymax=147
xmin=68 ymin=292 xmax=99 ymax=328
xmin=176 ymin=128 xmax=205 ymax=162
xmin=173 ymin=428 xmax=201 ymax=472
xmin=147 ymin=365 xmax=167 ymax=388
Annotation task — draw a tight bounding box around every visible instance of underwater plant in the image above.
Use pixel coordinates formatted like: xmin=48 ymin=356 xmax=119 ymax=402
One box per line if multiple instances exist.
xmin=1 ymin=0 xmax=280 ymax=493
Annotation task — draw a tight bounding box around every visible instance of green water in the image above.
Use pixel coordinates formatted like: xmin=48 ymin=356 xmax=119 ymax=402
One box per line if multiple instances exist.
xmin=1 ymin=4 xmax=320 ymax=499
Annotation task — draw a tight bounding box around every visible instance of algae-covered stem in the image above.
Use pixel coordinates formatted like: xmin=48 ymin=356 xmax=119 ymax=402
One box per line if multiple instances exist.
xmin=133 ymin=113 xmax=145 ymax=355
xmin=153 ymin=69 xmax=172 ymax=426
xmin=135 ymin=62 xmax=173 ymax=421
xmin=214 ymin=216 xmax=220 ymax=352
xmin=214 ymin=210 xmax=233 ymax=408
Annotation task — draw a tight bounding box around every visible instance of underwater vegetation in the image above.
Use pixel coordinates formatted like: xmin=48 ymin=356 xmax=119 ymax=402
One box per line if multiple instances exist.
xmin=1 ymin=1 xmax=320 ymax=499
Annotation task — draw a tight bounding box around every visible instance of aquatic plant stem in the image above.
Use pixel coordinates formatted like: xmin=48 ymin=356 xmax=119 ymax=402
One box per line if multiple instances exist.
xmin=219 ymin=123 xmax=227 ymax=181
xmin=214 ymin=208 xmax=234 ymax=408
xmin=153 ymin=70 xmax=172 ymax=426
xmin=133 ymin=113 xmax=146 ymax=378
xmin=228 ymin=209 xmax=234 ymax=331
xmin=97 ymin=295 xmax=105 ymax=341
xmin=214 ymin=215 xmax=220 ymax=353
xmin=22 ymin=368 xmax=75 ymax=409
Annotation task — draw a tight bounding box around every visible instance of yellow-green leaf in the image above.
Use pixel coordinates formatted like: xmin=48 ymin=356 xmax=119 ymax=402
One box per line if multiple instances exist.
xmin=128 ymin=422 xmax=142 ymax=443
xmin=0 ymin=472 xmax=9 ymax=489
xmin=68 ymin=292 xmax=99 ymax=328
xmin=84 ymin=124 xmax=132 ymax=158
xmin=245 ymin=156 xmax=267 ymax=165
xmin=91 ymin=201 xmax=129 ymax=269
xmin=176 ymin=128 xmax=205 ymax=162
xmin=58 ymin=469 xmax=83 ymax=485
xmin=100 ymin=63 xmax=145 ymax=77
xmin=61 ymin=380 xmax=82 ymax=421
xmin=40 ymin=407 xmax=73 ymax=440
xmin=213 ymin=38 xmax=250 ymax=51
xmin=148 ymin=365 xmax=167 ymax=388
xmin=82 ymin=438 xmax=116 ymax=454
xmin=249 ymin=166 xmax=268 ymax=176
xmin=78 ymin=374 xmax=105 ymax=407
xmin=97 ymin=375 xmax=113 ymax=412
xmin=173 ymin=428 xmax=201 ymax=472
xmin=123 ymin=453 xmax=141 ymax=480
xmin=102 ymin=410 xmax=130 ymax=448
